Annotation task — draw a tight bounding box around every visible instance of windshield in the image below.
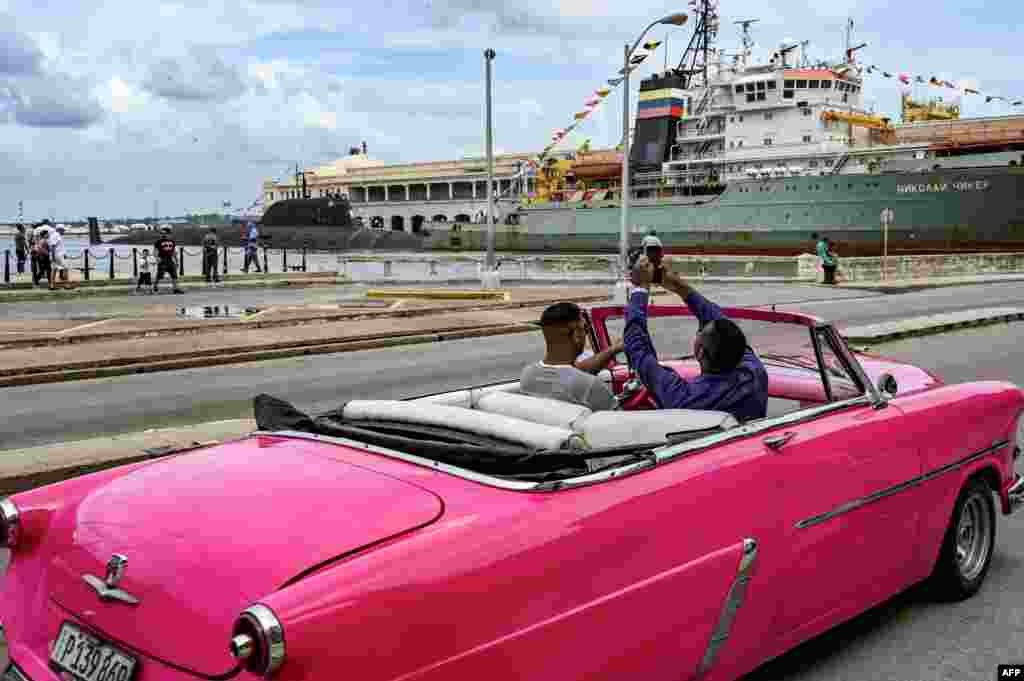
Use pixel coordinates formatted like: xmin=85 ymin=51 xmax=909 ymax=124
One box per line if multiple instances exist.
xmin=600 ymin=310 xmax=863 ymax=402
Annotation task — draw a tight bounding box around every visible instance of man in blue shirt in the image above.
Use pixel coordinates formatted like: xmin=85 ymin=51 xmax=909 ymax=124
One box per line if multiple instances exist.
xmin=624 ymin=256 xmax=768 ymax=421
xmin=243 ymin=222 xmax=262 ymax=273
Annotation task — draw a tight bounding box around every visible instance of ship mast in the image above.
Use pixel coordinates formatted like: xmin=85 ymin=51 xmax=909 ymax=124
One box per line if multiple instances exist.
xmin=676 ymin=0 xmax=721 ymax=88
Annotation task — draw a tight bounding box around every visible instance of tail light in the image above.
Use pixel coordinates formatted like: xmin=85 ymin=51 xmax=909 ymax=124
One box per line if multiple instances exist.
xmin=0 ymin=498 xmax=19 ymax=548
xmin=230 ymin=604 xmax=285 ymax=677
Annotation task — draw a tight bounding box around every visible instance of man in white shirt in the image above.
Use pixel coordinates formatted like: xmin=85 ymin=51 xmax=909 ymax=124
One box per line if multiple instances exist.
xmin=520 ymin=302 xmax=622 ymax=411
xmin=49 ymin=226 xmax=67 ymax=285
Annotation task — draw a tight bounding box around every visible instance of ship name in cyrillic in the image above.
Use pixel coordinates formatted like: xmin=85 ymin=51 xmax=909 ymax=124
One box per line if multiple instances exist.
xmin=896 ymin=180 xmax=991 ymax=194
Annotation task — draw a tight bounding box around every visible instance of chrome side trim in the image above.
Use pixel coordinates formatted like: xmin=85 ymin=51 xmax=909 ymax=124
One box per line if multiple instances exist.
xmin=267 ymin=400 xmax=871 ymax=492
xmin=697 ymin=538 xmax=759 ymax=677
xmin=796 ymin=440 xmax=1011 ymax=529
xmin=654 ymin=396 xmax=873 ymax=465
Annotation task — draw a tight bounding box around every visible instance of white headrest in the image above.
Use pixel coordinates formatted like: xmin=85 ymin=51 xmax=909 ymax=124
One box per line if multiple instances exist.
xmin=576 ymin=409 xmax=738 ymax=449
xmin=342 ymin=400 xmax=580 ymax=451
xmin=475 ymin=391 xmax=592 ymax=431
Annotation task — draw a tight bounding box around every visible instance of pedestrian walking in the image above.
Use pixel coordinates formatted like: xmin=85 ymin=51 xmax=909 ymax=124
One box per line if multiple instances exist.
xmin=202 ymin=227 xmax=220 ymax=283
xmin=153 ymin=226 xmax=183 ymax=294
xmin=13 ymin=225 xmax=27 ymax=274
xmin=136 ymin=248 xmax=154 ymax=293
xmin=32 ymin=227 xmax=53 ymax=289
xmin=242 ymin=222 xmax=261 ymax=273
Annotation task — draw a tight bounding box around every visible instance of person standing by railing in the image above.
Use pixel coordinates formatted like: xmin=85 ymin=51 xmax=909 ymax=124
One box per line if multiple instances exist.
xmin=13 ymin=225 xmax=27 ymax=275
xmin=202 ymin=227 xmax=220 ymax=283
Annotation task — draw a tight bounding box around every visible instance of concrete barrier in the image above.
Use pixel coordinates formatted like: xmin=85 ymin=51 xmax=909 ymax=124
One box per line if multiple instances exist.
xmin=836 ymin=252 xmax=1024 ymax=283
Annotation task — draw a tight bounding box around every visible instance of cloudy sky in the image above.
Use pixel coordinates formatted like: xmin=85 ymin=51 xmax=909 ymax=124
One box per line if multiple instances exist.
xmin=1 ymin=0 xmax=1021 ymax=221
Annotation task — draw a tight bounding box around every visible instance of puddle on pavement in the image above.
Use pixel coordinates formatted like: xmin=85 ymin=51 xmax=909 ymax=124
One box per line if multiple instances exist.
xmin=177 ymin=305 xmax=260 ymax=320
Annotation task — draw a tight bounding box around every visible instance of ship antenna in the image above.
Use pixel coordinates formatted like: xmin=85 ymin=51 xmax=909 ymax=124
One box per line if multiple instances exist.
xmin=736 ymin=19 xmax=758 ymax=54
xmin=799 ymin=39 xmax=811 ymax=67
xmin=676 ymin=0 xmax=725 ymax=88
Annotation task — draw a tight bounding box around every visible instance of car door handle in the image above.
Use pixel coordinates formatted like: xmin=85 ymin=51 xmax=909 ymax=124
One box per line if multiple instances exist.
xmin=763 ymin=432 xmax=796 ymax=450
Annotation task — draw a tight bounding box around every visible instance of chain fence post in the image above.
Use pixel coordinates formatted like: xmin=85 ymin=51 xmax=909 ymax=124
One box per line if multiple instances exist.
xmin=3 ymin=250 xmax=9 ymax=284
xmin=302 ymin=247 xmax=307 ymax=272
xmin=132 ymin=248 xmax=138 ymax=279
xmin=222 ymin=245 xmax=228 ymax=277
xmin=179 ymin=246 xmax=185 ymax=276
xmin=282 ymin=247 xmax=288 ymax=272
xmin=109 ymin=248 xmax=115 ymax=279
xmin=262 ymin=246 xmax=268 ymax=273
xmin=84 ymin=250 xmax=91 ymax=281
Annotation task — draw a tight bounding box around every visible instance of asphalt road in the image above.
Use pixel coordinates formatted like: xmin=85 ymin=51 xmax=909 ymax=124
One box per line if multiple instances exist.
xmin=2 ymin=281 xmax=1024 ymax=450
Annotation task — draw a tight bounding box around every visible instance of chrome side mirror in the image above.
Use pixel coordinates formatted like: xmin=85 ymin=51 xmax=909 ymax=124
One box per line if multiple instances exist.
xmin=877 ymin=373 xmax=898 ymax=397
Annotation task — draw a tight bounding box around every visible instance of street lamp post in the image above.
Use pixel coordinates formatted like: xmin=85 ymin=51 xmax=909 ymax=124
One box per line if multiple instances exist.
xmin=484 ymin=48 xmax=497 ymax=273
xmin=618 ymin=13 xmax=690 ymax=279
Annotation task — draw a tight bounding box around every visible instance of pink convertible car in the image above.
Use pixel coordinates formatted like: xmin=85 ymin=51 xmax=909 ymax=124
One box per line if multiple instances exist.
xmin=1 ymin=304 xmax=1022 ymax=681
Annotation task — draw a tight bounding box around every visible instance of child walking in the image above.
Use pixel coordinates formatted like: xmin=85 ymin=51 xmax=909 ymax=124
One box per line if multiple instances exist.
xmin=137 ymin=248 xmax=154 ymax=293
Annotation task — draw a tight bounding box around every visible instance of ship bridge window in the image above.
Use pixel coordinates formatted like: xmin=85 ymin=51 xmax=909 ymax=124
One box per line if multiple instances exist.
xmin=803 ymin=135 xmax=812 ymax=143
xmin=809 ymin=80 xmax=820 ymax=89
xmin=784 ymin=79 xmax=795 ymax=88
xmin=767 ymin=80 xmax=777 ymax=90
xmin=783 ymin=90 xmax=794 ymax=99
xmin=735 ymin=85 xmax=743 ymax=93
xmin=745 ymin=83 xmax=755 ymax=92
xmin=756 ymin=81 xmax=766 ymax=90
xmin=822 ymin=80 xmax=832 ymax=89
xmin=796 ymin=79 xmax=807 ymax=88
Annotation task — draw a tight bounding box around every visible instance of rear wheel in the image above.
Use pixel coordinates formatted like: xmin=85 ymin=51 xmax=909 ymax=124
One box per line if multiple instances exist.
xmin=928 ymin=478 xmax=995 ymax=601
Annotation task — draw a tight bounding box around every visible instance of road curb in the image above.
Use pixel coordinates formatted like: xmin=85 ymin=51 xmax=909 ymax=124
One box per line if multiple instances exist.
xmin=842 ymin=309 xmax=1024 ymax=344
xmin=0 ymin=322 xmax=540 ymax=387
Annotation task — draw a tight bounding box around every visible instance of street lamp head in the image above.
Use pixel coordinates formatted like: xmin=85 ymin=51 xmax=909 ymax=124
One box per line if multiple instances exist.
xmin=659 ymin=13 xmax=689 ymax=26
xmin=484 ymin=48 xmax=496 ymax=60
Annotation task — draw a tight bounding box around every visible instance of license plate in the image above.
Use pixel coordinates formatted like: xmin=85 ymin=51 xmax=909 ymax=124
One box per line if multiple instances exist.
xmin=50 ymin=622 xmax=137 ymax=681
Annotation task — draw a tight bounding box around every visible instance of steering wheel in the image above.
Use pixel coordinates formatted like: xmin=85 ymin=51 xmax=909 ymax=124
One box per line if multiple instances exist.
xmin=615 ymin=354 xmax=657 ymax=410
xmin=620 ymin=384 xmax=656 ymax=410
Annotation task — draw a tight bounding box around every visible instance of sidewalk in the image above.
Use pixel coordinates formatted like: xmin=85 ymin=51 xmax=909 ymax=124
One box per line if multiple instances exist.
xmin=0 ymin=271 xmax=349 ymax=302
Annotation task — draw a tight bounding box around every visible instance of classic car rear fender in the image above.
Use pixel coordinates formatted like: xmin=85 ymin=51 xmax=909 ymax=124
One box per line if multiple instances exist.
xmin=889 ymin=381 xmax=1023 ymax=579
xmin=259 ymin=538 xmax=757 ymax=681
xmin=0 ymin=461 xmax=159 ymax=641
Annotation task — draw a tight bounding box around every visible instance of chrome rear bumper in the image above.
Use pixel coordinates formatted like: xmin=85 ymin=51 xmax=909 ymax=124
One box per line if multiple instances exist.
xmin=1008 ymin=474 xmax=1024 ymax=513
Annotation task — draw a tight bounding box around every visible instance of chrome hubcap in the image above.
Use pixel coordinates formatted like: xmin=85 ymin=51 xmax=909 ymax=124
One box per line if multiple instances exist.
xmin=955 ymin=493 xmax=991 ymax=582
